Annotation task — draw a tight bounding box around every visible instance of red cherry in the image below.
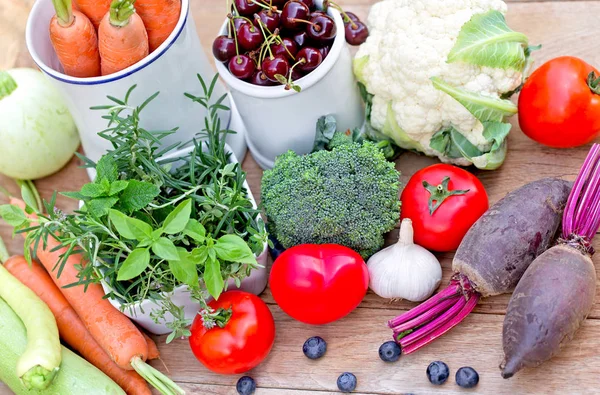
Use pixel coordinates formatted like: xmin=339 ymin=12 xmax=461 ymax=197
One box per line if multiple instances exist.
xmin=238 ymin=22 xmax=264 ymax=51
xmin=235 ymin=0 xmax=261 ymax=16
xmin=318 ymin=45 xmax=330 ymax=60
xmin=343 ymin=12 xmax=360 ymax=25
xmin=306 ymin=14 xmax=337 ymax=44
xmin=254 ymin=10 xmax=281 ymax=32
xmin=292 ymin=30 xmax=309 ymax=47
xmin=281 ymin=1 xmax=310 ymax=30
xmin=262 ymin=55 xmax=290 ymax=82
xmin=233 ymin=17 xmax=249 ymax=31
xmin=229 ymin=55 xmax=256 ymax=80
xmin=297 ymin=47 xmax=322 ymax=73
xmin=250 ymin=70 xmax=277 ymax=86
xmin=345 ymin=21 xmax=369 ymax=45
xmin=212 ymin=35 xmax=236 ymax=62
xmin=272 ymin=37 xmax=298 ymax=60
xmin=297 ymin=0 xmax=315 ymax=10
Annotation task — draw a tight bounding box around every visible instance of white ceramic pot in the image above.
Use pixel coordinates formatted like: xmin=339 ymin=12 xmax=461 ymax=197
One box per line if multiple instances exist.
xmin=215 ymin=0 xmax=365 ymax=169
xmin=98 ymin=144 xmax=268 ymax=335
xmin=25 ymin=0 xmax=248 ymax=163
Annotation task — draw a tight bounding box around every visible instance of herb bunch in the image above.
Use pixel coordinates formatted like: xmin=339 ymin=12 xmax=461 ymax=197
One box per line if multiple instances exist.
xmin=2 ymin=75 xmax=268 ymax=341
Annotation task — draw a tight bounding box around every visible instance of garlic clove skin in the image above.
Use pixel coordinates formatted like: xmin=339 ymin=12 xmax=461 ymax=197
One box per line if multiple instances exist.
xmin=367 ymin=218 xmax=442 ymax=302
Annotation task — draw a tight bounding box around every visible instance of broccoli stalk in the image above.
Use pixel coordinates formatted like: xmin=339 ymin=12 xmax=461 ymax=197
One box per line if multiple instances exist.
xmin=262 ymin=142 xmax=401 ymax=258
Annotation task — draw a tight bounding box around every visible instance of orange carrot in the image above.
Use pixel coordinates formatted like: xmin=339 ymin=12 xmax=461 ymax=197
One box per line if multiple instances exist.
xmin=49 ymin=0 xmax=101 ymax=78
xmin=4 ymin=256 xmax=152 ymax=395
xmin=98 ymin=0 xmax=149 ymax=76
xmin=73 ymin=0 xmax=112 ymax=29
xmin=136 ymin=0 xmax=181 ymax=52
xmin=142 ymin=331 xmax=160 ymax=360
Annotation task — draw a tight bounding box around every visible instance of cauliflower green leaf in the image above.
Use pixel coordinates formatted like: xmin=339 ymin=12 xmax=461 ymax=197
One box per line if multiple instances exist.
xmin=448 ymin=10 xmax=529 ymax=70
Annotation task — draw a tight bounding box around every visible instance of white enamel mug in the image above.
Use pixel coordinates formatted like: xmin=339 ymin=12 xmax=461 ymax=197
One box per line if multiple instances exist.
xmin=215 ymin=0 xmax=365 ymax=169
xmin=25 ymin=0 xmax=248 ymax=162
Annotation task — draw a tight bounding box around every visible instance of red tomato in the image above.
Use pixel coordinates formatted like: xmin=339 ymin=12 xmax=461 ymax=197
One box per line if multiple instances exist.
xmin=519 ymin=56 xmax=600 ymax=148
xmin=269 ymin=244 xmax=369 ymax=325
xmin=400 ymin=164 xmax=488 ymax=252
xmin=189 ymin=291 xmax=275 ymax=374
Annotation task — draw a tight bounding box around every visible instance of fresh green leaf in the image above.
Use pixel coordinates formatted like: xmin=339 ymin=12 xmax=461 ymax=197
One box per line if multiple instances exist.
xmin=169 ymin=248 xmax=199 ymax=286
xmin=431 ymin=77 xmax=517 ymax=123
xmin=20 ymin=184 xmax=38 ymax=212
xmin=162 ymin=199 xmax=192 ymax=235
xmin=471 ymin=139 xmax=508 ymax=170
xmin=108 ymin=180 xmax=129 ymax=196
xmin=204 ymin=258 xmax=224 ymax=299
xmin=448 ymin=10 xmax=529 ymax=70
xmin=151 ymin=237 xmax=179 ymax=261
xmin=214 ymin=234 xmax=257 ymax=264
xmin=117 ymin=248 xmax=150 ymax=281
xmin=61 ymin=191 xmax=86 ymax=201
xmin=449 ymin=128 xmax=483 ymax=160
xmin=430 ymin=127 xmax=483 ymax=160
xmin=81 ymin=183 xmax=109 ymax=198
xmin=274 ymin=74 xmax=288 ymax=85
xmin=119 ymin=180 xmax=160 ymax=212
xmin=95 ymin=156 xmax=118 ymax=183
xmin=482 ymin=121 xmax=511 ymax=151
xmin=191 ymin=246 xmax=208 ymax=265
xmin=184 ymin=219 xmax=206 ymax=242
xmin=314 ymin=115 xmax=338 ymax=151
xmin=0 ymin=205 xmax=28 ymax=227
xmin=86 ymin=197 xmax=119 ymax=217
xmin=109 ymin=209 xmax=153 ymax=240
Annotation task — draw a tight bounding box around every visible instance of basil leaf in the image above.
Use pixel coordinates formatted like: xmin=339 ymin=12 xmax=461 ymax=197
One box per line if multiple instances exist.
xmin=203 ymin=258 xmax=224 ymax=300
xmin=85 ymin=197 xmax=119 ymax=217
xmin=108 ymin=180 xmax=129 ymax=196
xmin=0 ymin=205 xmax=28 ymax=227
xmin=183 ymin=219 xmax=206 ymax=242
xmin=162 ymin=199 xmax=192 ymax=235
xmin=119 ymin=180 xmax=160 ymax=212
xmin=151 ymin=237 xmax=179 ymax=261
xmin=169 ymin=248 xmax=199 ymax=286
xmin=117 ymin=248 xmax=150 ymax=281
xmin=191 ymin=246 xmax=208 ymax=265
xmin=214 ymin=234 xmax=257 ymax=264
xmin=20 ymin=184 xmax=38 ymax=212
xmin=109 ymin=209 xmax=153 ymax=241
xmin=95 ymin=156 xmax=118 ymax=183
xmin=448 ymin=10 xmax=529 ymax=71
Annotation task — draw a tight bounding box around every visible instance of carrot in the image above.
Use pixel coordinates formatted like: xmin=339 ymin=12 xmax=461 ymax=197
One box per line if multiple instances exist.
xmin=98 ymin=0 xmax=149 ymax=76
xmin=136 ymin=0 xmax=181 ymax=52
xmin=142 ymin=331 xmax=160 ymax=360
xmin=3 ymin=256 xmax=152 ymax=395
xmin=49 ymin=0 xmax=101 ymax=78
xmin=73 ymin=0 xmax=112 ymax=29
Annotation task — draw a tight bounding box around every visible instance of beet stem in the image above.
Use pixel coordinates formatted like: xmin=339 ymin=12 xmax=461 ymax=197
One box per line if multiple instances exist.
xmin=403 ymin=293 xmax=480 ymax=354
xmin=391 ymin=295 xmax=460 ymax=334
xmin=399 ymin=296 xmax=468 ymax=347
xmin=387 ymin=281 xmax=461 ymax=328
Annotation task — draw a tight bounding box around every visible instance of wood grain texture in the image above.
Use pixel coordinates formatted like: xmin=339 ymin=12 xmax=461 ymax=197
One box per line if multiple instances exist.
xmin=2 ymin=1 xmax=600 ymax=394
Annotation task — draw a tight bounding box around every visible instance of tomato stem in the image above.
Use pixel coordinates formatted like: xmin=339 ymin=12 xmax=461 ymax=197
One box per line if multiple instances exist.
xmin=422 ymin=177 xmax=470 ymax=215
xmin=588 ymin=71 xmax=600 ymax=95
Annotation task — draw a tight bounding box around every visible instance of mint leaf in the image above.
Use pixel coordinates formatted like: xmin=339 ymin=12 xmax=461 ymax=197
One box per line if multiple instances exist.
xmin=119 ymin=180 xmax=160 ymax=212
xmin=81 ymin=183 xmax=109 ymax=198
xmin=169 ymin=248 xmax=199 ymax=286
xmin=117 ymin=248 xmax=150 ymax=281
xmin=108 ymin=180 xmax=129 ymax=196
xmin=162 ymin=199 xmax=192 ymax=235
xmin=86 ymin=197 xmax=119 ymax=217
xmin=214 ymin=234 xmax=256 ymax=264
xmin=95 ymin=156 xmax=118 ymax=183
xmin=0 ymin=205 xmax=28 ymax=227
xmin=183 ymin=219 xmax=205 ymax=242
xmin=204 ymin=258 xmax=224 ymax=299
xmin=151 ymin=237 xmax=179 ymax=261
xmin=109 ymin=209 xmax=153 ymax=241
xmin=61 ymin=191 xmax=86 ymax=201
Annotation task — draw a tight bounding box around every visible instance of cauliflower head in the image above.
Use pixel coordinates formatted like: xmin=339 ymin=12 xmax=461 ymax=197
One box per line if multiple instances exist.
xmin=354 ymin=0 xmax=532 ymax=169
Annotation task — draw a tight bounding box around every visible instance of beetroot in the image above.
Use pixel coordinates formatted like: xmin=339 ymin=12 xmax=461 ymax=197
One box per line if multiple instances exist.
xmin=501 ymin=145 xmax=600 ymax=378
xmin=388 ymin=178 xmax=572 ymax=354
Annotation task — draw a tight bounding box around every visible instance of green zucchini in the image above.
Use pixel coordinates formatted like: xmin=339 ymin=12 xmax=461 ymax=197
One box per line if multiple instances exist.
xmin=0 ymin=297 xmax=125 ymax=395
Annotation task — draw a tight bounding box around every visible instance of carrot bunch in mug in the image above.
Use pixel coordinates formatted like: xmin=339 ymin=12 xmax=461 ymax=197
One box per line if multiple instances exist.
xmin=49 ymin=0 xmax=101 ymax=77
xmin=136 ymin=0 xmax=181 ymax=52
xmin=99 ymin=0 xmax=149 ymax=76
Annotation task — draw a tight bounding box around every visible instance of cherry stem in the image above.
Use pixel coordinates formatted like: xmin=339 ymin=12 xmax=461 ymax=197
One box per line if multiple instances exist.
xmin=250 ymin=0 xmax=279 ymax=12
xmin=289 ymin=18 xmax=319 ymax=30
xmin=324 ymin=0 xmax=357 ymax=28
xmin=229 ymin=16 xmax=240 ymax=56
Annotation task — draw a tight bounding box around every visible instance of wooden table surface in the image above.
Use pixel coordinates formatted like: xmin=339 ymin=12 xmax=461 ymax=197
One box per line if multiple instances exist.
xmin=2 ymin=0 xmax=600 ymax=394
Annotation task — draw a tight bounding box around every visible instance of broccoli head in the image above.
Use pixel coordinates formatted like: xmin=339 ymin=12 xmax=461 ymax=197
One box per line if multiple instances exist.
xmin=261 ymin=142 xmax=401 ymax=258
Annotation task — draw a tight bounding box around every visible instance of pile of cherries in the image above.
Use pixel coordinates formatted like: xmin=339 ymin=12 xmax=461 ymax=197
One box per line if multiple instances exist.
xmin=213 ymin=0 xmax=368 ymax=90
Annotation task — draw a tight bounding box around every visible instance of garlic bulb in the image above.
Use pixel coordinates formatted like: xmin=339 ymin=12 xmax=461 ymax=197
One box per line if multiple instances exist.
xmin=367 ymin=218 xmax=442 ymax=302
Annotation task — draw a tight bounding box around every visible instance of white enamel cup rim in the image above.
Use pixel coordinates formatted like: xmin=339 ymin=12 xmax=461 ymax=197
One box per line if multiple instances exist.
xmin=215 ymin=1 xmax=345 ymax=98
xmin=25 ymin=0 xmax=190 ymax=85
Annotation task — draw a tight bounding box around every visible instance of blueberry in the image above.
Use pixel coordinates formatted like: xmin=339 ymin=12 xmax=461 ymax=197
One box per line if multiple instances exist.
xmin=426 ymin=361 xmax=450 ymax=385
xmin=303 ymin=336 xmax=327 ymax=359
xmin=236 ymin=376 xmax=256 ymax=395
xmin=456 ymin=366 xmax=479 ymax=388
xmin=268 ymin=235 xmax=286 ymax=261
xmin=378 ymin=341 xmax=402 ymax=362
xmin=337 ymin=372 xmax=357 ymax=393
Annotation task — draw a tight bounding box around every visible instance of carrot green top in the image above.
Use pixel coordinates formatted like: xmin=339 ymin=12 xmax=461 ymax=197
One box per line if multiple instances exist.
xmin=51 ymin=0 xmax=74 ymax=27
xmin=110 ymin=0 xmax=136 ymax=27
xmin=0 ymin=71 xmax=17 ymax=100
